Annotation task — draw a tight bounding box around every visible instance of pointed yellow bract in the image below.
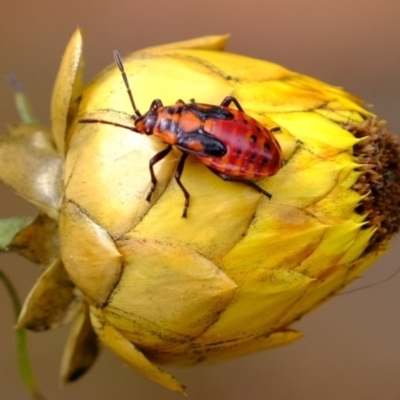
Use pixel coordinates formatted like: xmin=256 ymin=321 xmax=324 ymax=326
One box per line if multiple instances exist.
xmin=51 ymin=28 xmax=84 ymax=154
xmin=59 ymin=200 xmax=122 ymax=306
xmin=60 ymin=303 xmax=99 ymax=384
xmin=90 ymin=308 xmax=185 ymax=393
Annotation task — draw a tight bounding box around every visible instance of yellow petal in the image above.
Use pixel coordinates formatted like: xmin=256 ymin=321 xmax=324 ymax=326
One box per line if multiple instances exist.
xmin=137 ymin=34 xmax=229 ymax=52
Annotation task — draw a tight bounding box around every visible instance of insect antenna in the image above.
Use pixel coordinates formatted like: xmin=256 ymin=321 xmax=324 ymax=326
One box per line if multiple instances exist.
xmin=113 ymin=50 xmax=142 ymax=119
xmin=339 ymin=267 xmax=400 ymax=295
xmin=78 ymin=117 xmax=140 ymax=133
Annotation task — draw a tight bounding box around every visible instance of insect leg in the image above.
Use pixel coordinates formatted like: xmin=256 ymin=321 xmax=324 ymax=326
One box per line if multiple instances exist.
xmin=147 ymin=145 xmax=173 ymax=202
xmin=220 ymin=96 xmax=245 ymax=112
xmin=221 ymin=96 xmax=281 ymax=133
xmin=210 ymin=170 xmax=272 ymax=199
xmin=220 ymin=97 xmax=281 ymax=133
xmin=174 ymin=152 xmax=190 ymax=218
xmin=270 ymin=126 xmax=282 ymax=132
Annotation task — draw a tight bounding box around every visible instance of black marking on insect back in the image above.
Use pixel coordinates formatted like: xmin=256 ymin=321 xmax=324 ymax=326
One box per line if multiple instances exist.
xmin=264 ymin=142 xmax=271 ymax=151
xmin=250 ymin=135 xmax=257 ymax=143
xmin=165 ymin=105 xmax=183 ymax=116
xmin=176 ymin=128 xmax=227 ymax=157
xmin=261 ymin=157 xmax=269 ymax=166
xmin=187 ymin=103 xmax=234 ymax=121
xmin=235 ymin=149 xmax=242 ymax=158
xmin=249 ymin=153 xmax=257 ymax=163
xmin=163 ymin=106 xmax=176 ymax=116
xmin=158 ymin=118 xmax=170 ymax=132
xmin=158 ymin=118 xmax=178 ymax=133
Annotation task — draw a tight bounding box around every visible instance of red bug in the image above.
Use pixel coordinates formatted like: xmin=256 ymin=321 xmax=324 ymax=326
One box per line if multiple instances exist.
xmin=80 ymin=51 xmax=282 ymax=217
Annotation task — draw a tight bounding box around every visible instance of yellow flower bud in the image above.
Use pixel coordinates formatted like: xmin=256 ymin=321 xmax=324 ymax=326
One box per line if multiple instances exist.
xmin=2 ymin=29 xmax=399 ymax=393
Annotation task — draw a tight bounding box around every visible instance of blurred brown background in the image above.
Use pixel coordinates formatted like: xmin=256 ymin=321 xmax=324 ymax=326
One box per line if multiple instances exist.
xmin=0 ymin=1 xmax=399 ymax=399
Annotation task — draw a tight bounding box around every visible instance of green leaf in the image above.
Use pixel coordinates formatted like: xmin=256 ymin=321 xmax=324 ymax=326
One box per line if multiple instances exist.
xmin=0 ymin=217 xmax=34 ymax=252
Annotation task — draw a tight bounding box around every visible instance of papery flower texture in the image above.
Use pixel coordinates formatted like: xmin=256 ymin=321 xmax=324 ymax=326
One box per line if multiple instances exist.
xmin=1 ymin=29 xmax=399 ymax=393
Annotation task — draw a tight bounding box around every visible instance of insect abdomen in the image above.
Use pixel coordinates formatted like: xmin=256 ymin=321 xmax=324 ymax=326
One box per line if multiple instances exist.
xmin=198 ymin=109 xmax=282 ymax=178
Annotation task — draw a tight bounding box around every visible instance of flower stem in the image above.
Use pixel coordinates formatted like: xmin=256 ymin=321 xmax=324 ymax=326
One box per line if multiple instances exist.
xmin=0 ymin=268 xmax=47 ymax=400
xmin=6 ymin=73 xmax=38 ymax=125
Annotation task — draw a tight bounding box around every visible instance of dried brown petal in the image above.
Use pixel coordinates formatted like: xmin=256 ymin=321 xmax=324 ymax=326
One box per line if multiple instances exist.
xmin=17 ymin=259 xmax=77 ymax=331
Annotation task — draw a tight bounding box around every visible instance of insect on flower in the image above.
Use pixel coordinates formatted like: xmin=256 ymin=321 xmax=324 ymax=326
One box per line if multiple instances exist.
xmin=80 ymin=51 xmax=283 ymax=217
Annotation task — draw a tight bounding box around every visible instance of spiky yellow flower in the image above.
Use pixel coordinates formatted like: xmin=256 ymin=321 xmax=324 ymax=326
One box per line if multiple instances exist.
xmin=1 ymin=29 xmax=399 ymax=393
